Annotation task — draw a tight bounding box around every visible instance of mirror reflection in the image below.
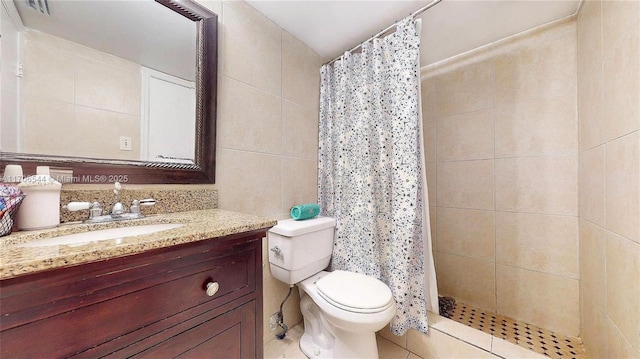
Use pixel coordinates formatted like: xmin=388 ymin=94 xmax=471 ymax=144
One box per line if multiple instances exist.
xmin=1 ymin=0 xmax=197 ymax=164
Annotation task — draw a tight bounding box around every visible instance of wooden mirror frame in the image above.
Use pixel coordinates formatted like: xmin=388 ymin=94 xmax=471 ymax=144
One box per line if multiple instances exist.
xmin=0 ymin=0 xmax=217 ymax=184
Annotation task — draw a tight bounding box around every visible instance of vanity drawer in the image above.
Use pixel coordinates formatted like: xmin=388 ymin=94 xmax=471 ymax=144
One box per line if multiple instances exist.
xmin=0 ymin=231 xmax=264 ymax=359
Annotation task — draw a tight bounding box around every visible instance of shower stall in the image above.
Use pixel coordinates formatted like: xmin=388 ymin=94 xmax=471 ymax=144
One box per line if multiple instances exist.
xmin=419 ymin=0 xmax=640 ymax=356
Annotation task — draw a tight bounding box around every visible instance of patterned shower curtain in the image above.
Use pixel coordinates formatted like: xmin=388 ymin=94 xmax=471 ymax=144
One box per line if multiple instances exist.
xmin=318 ymin=17 xmax=436 ymax=335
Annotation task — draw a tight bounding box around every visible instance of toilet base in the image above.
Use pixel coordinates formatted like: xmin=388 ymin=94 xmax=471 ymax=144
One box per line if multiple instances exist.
xmin=300 ymin=332 xmax=332 ymax=359
xmin=299 ymin=282 xmax=382 ymax=359
xmin=299 ymin=327 xmax=380 ymax=359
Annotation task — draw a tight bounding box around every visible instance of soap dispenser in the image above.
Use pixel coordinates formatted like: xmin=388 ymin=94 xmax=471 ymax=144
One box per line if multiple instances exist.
xmin=16 ymin=166 xmax=62 ymax=230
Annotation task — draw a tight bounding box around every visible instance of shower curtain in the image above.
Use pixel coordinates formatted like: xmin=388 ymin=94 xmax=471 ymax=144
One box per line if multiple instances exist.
xmin=318 ymin=17 xmax=438 ymax=336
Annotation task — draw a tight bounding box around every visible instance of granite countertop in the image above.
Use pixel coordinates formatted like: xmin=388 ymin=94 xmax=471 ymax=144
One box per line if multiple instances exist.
xmin=0 ymin=209 xmax=277 ymax=280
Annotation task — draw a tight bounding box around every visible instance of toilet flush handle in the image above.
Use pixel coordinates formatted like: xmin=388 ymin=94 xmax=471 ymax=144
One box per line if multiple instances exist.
xmin=271 ymin=246 xmax=283 ymax=259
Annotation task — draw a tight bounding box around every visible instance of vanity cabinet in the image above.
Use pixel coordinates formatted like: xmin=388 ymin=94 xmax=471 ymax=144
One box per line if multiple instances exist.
xmin=0 ymin=229 xmax=265 ymax=358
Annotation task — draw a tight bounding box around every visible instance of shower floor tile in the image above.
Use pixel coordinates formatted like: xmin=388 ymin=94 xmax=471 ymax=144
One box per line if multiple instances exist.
xmin=451 ymin=302 xmax=588 ymax=359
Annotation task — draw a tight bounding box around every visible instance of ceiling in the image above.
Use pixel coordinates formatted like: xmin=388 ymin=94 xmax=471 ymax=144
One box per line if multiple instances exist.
xmin=9 ymin=0 xmax=582 ymax=77
xmin=246 ymin=0 xmax=582 ymax=66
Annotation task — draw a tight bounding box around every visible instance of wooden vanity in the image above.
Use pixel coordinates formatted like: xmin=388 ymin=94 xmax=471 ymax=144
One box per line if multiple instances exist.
xmin=0 ymin=209 xmax=275 ymax=358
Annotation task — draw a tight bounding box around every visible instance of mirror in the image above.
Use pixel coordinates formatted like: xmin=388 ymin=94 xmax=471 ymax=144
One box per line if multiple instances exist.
xmin=0 ymin=0 xmax=218 ymax=184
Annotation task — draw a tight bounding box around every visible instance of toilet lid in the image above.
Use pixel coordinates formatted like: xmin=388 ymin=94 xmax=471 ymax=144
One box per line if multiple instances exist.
xmin=316 ymin=270 xmax=393 ymax=313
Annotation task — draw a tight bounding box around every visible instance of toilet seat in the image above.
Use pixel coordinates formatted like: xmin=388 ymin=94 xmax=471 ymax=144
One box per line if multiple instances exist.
xmin=316 ymin=270 xmax=394 ymax=314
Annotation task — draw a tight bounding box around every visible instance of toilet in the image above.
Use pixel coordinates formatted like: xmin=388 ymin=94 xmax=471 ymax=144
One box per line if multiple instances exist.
xmin=267 ymin=217 xmax=396 ymax=359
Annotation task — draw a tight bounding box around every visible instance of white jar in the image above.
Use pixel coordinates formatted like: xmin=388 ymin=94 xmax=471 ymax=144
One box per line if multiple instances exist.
xmin=16 ymin=168 xmax=62 ymax=230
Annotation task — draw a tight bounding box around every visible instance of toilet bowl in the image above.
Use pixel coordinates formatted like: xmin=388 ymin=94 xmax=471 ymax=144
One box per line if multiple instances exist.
xmin=267 ymin=217 xmax=396 ymax=359
xmin=297 ymin=271 xmax=396 ymax=358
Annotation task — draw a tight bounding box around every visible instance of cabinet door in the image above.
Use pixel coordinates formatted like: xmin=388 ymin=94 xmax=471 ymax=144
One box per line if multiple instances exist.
xmin=132 ymin=300 xmax=257 ymax=359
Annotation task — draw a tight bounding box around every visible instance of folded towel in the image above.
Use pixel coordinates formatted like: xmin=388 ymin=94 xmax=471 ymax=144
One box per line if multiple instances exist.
xmin=290 ymin=203 xmax=320 ymax=220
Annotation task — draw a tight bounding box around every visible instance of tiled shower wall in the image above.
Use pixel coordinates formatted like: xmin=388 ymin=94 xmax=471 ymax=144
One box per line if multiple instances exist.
xmin=577 ymin=0 xmax=640 ymax=358
xmin=422 ymin=18 xmax=580 ymax=336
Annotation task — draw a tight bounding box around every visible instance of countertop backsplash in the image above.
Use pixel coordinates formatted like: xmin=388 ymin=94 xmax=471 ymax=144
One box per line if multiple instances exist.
xmin=59 ymin=185 xmax=218 ymax=223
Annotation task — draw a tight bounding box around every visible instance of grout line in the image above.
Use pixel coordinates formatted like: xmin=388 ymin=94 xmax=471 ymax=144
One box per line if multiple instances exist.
xmin=491 ymin=55 xmax=498 ymax=314
xmin=435 ymin=205 xmax=579 ymax=218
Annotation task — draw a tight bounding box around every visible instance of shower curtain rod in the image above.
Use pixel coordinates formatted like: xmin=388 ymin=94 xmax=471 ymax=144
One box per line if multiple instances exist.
xmin=324 ymin=0 xmax=443 ymax=66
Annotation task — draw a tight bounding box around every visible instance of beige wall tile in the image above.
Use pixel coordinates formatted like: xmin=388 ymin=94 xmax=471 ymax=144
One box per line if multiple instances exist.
xmin=606 ymin=231 xmax=640 ymax=351
xmin=75 ymin=106 xmax=141 ymax=160
xmin=578 ymin=64 xmax=604 ymax=150
xmin=75 ymin=57 xmax=141 ymax=115
xmin=581 ymin=292 xmax=608 ymax=359
xmin=495 ymin=29 xmax=576 ymax=105
xmin=495 ymin=156 xmax=578 ymax=215
xmin=492 ymin=337 xmax=549 ymax=359
xmin=217 ymin=76 xmax=282 ymax=154
xmin=577 ymin=0 xmax=603 ymax=76
xmin=428 ymin=206 xmax=437 ymax=249
xmin=426 ymin=310 xmax=493 ymax=351
xmin=428 ymin=17 xmax=582 ymax=334
xmin=407 ymin=328 xmax=498 ymax=359
xmin=602 ymin=0 xmax=640 ymax=59
xmin=74 ymin=43 xmax=140 ymax=74
xmin=437 ymin=160 xmax=494 ymax=210
xmin=492 ymin=17 xmax=576 ymax=59
xmin=282 ymin=100 xmax=319 ymax=160
xmin=579 ymin=219 xmax=606 ymax=307
xmin=602 ymin=29 xmax=640 ymax=142
xmin=22 ymin=97 xmax=76 ymax=156
xmin=436 ymin=252 xmax=496 ymax=311
xmin=216 ymin=148 xmax=282 ymax=217
xmin=22 ymin=34 xmax=74 ymax=103
xmin=437 ymin=108 xmax=494 ymax=161
xmin=437 ymin=207 xmax=495 ymax=261
xmin=495 ymin=95 xmax=577 ymax=157
xmin=496 ymin=264 xmax=579 ymax=336
xmin=24 ymin=29 xmax=76 ymax=52
xmin=606 ymin=318 xmax=640 ymax=359
xmin=422 ymin=78 xmax=437 ymax=163
xmin=435 ymin=59 xmax=494 ymax=118
xmin=282 ymin=31 xmax=324 ymax=110
xmin=605 ymin=131 xmax=640 ymax=243
xmin=378 ymin=324 xmax=408 ymax=349
xmin=579 ymin=145 xmax=605 ymax=226
xmin=377 ymin=336 xmax=410 ymax=359
xmin=21 ymin=28 xmax=144 ymax=160
xmin=222 ymin=1 xmax=281 ymax=96
xmin=496 ymin=212 xmax=578 ymax=278
xmin=426 ymin=163 xmax=437 ymax=207
xmin=282 ymin=158 xmax=318 ymax=212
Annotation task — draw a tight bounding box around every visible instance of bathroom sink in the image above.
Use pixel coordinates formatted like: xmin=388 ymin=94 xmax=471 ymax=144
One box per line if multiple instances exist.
xmin=18 ymin=223 xmax=185 ymax=248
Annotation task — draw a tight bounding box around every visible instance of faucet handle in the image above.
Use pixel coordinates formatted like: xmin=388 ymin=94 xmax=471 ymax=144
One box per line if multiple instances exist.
xmin=139 ymin=198 xmax=156 ymax=206
xmin=130 ymin=199 xmax=155 ymax=215
xmin=63 ymin=201 xmax=102 ymax=219
xmin=63 ymin=202 xmax=92 ymax=211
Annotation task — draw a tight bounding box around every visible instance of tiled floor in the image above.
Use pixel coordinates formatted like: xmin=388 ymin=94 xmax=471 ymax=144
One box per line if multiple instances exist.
xmin=264 ymin=307 xmax=588 ymax=359
xmin=264 ymin=324 xmax=418 ymax=359
xmin=450 ymin=302 xmax=588 ymax=359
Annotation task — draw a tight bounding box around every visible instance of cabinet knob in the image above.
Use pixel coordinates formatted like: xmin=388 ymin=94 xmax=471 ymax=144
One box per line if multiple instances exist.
xmin=206 ymin=282 xmax=219 ymax=297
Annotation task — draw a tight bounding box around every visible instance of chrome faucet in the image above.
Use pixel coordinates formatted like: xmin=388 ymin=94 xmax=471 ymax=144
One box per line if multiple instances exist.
xmin=111 ymin=182 xmax=125 ymax=218
xmin=63 ymin=182 xmax=156 ymax=223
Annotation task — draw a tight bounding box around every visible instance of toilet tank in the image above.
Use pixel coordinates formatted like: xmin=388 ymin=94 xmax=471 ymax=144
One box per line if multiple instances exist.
xmin=267 ymin=217 xmax=336 ymax=284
